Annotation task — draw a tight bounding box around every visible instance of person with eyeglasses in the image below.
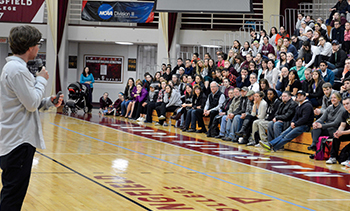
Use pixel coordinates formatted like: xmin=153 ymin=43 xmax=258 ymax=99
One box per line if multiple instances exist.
xmin=0 ymin=25 xmax=63 ymax=210
xmin=331 ymin=21 xmax=345 ymax=45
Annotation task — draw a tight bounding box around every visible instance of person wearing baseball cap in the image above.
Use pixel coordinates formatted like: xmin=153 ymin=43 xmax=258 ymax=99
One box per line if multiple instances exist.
xmin=260 ymin=90 xmax=314 ymax=151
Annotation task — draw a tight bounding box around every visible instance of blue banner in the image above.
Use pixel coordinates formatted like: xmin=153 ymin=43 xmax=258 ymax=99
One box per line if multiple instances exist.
xmin=81 ymin=1 xmax=154 ymax=23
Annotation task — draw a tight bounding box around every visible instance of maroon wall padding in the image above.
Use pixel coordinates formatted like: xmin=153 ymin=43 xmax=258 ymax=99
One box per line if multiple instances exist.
xmin=168 ymin=13 xmax=178 ymax=54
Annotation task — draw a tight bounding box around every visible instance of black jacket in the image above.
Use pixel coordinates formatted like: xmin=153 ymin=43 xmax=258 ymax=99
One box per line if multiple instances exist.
xmin=265 ymin=98 xmax=282 ymax=121
xmin=124 ymin=85 xmax=135 ymax=101
xmin=302 ymin=79 xmax=312 ymax=93
xmin=292 ymin=100 xmax=314 ymax=128
xmin=329 ymin=49 xmax=347 ymax=69
xmin=192 ymin=92 xmax=207 ymax=109
xmin=171 ymin=64 xmax=185 ymax=75
xmin=221 ymin=97 xmax=233 ymax=113
xmin=275 ymin=98 xmax=298 ymax=130
xmin=308 ymin=80 xmax=325 ymax=106
xmin=233 ymin=96 xmax=248 ymax=115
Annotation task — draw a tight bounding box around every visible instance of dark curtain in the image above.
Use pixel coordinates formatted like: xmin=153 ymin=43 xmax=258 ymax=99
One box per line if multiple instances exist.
xmin=168 ymin=13 xmax=178 ymax=54
xmin=56 ymin=0 xmax=69 ymax=92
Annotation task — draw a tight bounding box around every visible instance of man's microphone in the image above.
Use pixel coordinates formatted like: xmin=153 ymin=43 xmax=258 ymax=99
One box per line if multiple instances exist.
xmin=27 ymin=58 xmax=44 ymax=76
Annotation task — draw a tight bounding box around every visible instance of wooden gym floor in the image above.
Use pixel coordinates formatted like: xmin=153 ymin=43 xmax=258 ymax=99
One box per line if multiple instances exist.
xmin=3 ymin=111 xmax=350 ymax=211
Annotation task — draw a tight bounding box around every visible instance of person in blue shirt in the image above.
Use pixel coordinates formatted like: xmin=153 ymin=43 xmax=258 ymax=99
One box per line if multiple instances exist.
xmin=284 ymin=37 xmax=298 ymax=59
xmin=80 ymin=66 xmax=95 ymax=112
xmin=319 ymin=61 xmax=335 ymax=86
xmin=80 ymin=66 xmax=95 ymax=93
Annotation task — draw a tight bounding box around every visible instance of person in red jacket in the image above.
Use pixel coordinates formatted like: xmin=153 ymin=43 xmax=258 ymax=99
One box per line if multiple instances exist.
xmin=275 ymin=26 xmax=290 ymax=45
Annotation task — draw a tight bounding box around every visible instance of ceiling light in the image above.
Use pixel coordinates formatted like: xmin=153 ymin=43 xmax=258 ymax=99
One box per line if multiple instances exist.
xmin=115 ymin=41 xmax=133 ymax=45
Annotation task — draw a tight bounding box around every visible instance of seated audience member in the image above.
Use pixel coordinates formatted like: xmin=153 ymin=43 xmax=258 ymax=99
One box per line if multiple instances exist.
xmin=267 ymin=91 xmax=298 ymax=142
xmin=193 ymin=74 xmax=205 ymax=90
xmin=319 ymin=61 xmax=335 ymax=85
xmin=173 ymin=84 xmax=193 ymax=125
xmin=122 ymin=78 xmax=135 ymax=117
xmin=298 ymin=41 xmax=320 ymax=69
xmin=276 ymin=67 xmax=290 ymax=94
xmin=217 ymin=54 xmax=225 ymax=68
xmin=265 ymin=59 xmax=279 ymax=89
xmin=286 ymin=52 xmax=296 ymax=69
xmin=314 ymin=23 xmax=328 ymax=41
xmin=325 ymin=97 xmax=350 ymax=164
xmin=330 ymin=12 xmax=347 ymax=27
xmin=299 ymin=22 xmax=313 ymax=39
xmin=137 ymin=84 xmax=158 ymax=122
xmin=311 ymin=30 xmax=320 ymax=46
xmin=242 ymin=53 xmax=254 ymax=70
xmin=204 ymin=82 xmax=226 ymax=137
xmin=316 ymin=36 xmax=332 ymax=67
xmin=236 ymin=91 xmax=268 ymax=145
xmin=187 ymin=75 xmax=194 ymax=86
xmin=236 ymin=68 xmax=251 ymax=88
xmin=215 ymin=69 xmax=224 ymax=85
xmin=341 ymin=77 xmax=350 ymax=99
xmin=248 ymin=61 xmax=258 ymax=75
xmin=217 ymin=87 xmax=242 ymax=139
xmin=196 ymin=60 xmax=208 ymax=78
xmin=309 ymin=92 xmax=345 ymax=151
xmin=285 ymin=69 xmax=302 ymax=96
xmin=307 ymin=69 xmax=325 ymax=107
xmin=222 ymin=78 xmax=234 ymax=98
xmin=227 ymin=49 xmax=235 ymax=64
xmin=251 ymin=40 xmax=261 ymax=57
xmin=224 ymin=60 xmax=239 ymax=77
xmin=261 ymin=90 xmax=314 ymax=151
xmin=250 ymin=29 xmax=261 ymax=44
xmin=155 ymin=85 xmax=182 ymax=126
xmin=240 ymin=41 xmax=253 ymax=59
xmin=179 ymin=74 xmax=188 ymax=95
xmin=221 ymin=68 xmax=237 ymax=87
xmin=261 ymin=36 xmax=275 ymax=57
xmin=191 ymin=52 xmax=200 ymax=62
xmin=317 ymin=17 xmax=327 ymax=30
xmin=314 ymin=82 xmax=338 ymax=116
xmin=291 ymin=35 xmax=303 ymax=50
xmin=331 ymin=21 xmax=345 ymax=45
xmin=269 ymin=27 xmax=278 ymax=47
xmin=208 ymin=59 xmax=216 ymax=74
xmin=340 ymin=59 xmax=350 ymax=84
xmin=171 ymin=74 xmax=181 ymax=90
xmin=210 ymin=88 xmax=235 ymax=138
xmin=225 ymin=90 xmax=255 ymax=143
xmin=111 ymin=92 xmax=124 ymax=116
xmin=248 ymin=73 xmax=260 ymax=92
xmin=259 ymin=78 xmax=270 ymax=100
xmin=290 ymin=58 xmax=306 ymax=81
xmin=232 ymin=40 xmax=241 ymax=54
xmin=184 ymin=59 xmax=193 ymax=76
xmin=130 ymin=83 xmax=148 ymax=119
xmin=258 ymin=59 xmax=268 ymax=80
xmin=276 ymin=52 xmax=288 ymax=70
xmin=99 ymin=92 xmax=113 ymax=115
xmin=295 ymin=13 xmax=305 ymax=36
xmin=275 ymin=26 xmax=290 ymax=45
xmin=233 ymin=55 xmax=245 ymax=73
xmin=153 ymin=71 xmax=162 ymax=84
xmin=145 ymin=80 xmax=167 ymax=123
xmin=284 ymin=37 xmax=298 ymax=59
xmin=276 ymin=38 xmax=284 ymax=58
xmin=305 ymin=15 xmax=315 ymax=28
xmin=328 ymin=40 xmax=347 ymax=76
xmin=343 ymin=22 xmax=350 ymax=54
xmin=182 ymin=85 xmax=207 ymax=132
xmin=302 ymin=68 xmax=313 ymax=92
xmin=253 ymin=89 xmax=281 ymax=145
xmin=163 ymin=67 xmax=172 ymax=82
xmin=171 ymin=58 xmax=185 ymax=75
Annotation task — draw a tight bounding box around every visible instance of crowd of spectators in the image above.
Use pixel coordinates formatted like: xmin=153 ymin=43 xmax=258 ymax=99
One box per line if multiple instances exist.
xmin=97 ymin=5 xmax=350 ymax=166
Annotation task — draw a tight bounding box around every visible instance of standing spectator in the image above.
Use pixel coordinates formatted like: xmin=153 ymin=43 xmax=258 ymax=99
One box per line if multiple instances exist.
xmin=80 ymin=66 xmax=95 ymax=93
xmin=325 ymin=96 xmax=350 ymax=164
xmin=261 ymin=90 xmax=314 ymax=151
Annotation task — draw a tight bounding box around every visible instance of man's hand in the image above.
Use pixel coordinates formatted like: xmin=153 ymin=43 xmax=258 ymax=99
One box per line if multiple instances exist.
xmin=203 ymin=110 xmax=210 ymax=116
xmin=240 ymin=113 xmax=246 ymax=119
xmin=227 ymin=113 xmax=234 ymax=119
xmin=291 ymin=122 xmax=295 ymax=129
xmin=51 ymin=94 xmax=64 ymax=107
xmin=36 ymin=66 xmax=49 ymax=80
xmin=314 ymin=109 xmax=321 ymax=116
xmin=142 ymin=102 xmax=147 ymax=107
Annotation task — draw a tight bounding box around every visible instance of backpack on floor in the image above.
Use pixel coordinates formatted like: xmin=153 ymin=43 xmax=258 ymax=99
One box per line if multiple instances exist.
xmin=314 ymin=136 xmax=332 ymax=160
xmin=337 ymin=142 xmax=350 ymax=163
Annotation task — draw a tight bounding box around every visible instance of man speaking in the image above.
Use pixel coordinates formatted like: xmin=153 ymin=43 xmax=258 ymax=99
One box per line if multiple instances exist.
xmin=0 ymin=25 xmax=63 ymax=210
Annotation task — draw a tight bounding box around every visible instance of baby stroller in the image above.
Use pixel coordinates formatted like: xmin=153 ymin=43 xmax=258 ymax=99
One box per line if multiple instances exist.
xmin=62 ymin=82 xmax=90 ymax=114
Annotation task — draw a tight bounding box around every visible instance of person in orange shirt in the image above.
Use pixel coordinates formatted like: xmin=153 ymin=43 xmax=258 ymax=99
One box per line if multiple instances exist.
xmin=275 ymin=26 xmax=290 ymax=45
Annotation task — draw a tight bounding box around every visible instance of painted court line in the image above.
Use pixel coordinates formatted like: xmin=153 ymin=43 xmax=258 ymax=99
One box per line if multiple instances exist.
xmin=50 ymin=122 xmax=314 ymax=211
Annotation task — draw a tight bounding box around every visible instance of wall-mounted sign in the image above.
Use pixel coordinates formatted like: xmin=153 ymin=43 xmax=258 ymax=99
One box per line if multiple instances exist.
xmin=128 ymin=58 xmax=136 ymax=71
xmin=84 ymin=55 xmax=123 ymax=83
xmin=0 ymin=37 xmax=7 ymax=43
xmin=0 ymin=0 xmax=45 ymax=23
xmin=81 ymin=1 xmax=154 ymax=23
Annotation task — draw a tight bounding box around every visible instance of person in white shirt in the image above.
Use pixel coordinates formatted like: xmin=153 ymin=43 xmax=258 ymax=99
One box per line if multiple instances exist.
xmin=248 ymin=73 xmax=260 ymax=92
xmin=0 ymin=25 xmax=63 ymax=210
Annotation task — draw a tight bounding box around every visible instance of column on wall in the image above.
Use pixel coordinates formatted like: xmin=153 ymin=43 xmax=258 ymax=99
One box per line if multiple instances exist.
xmin=263 ymin=0 xmax=281 ymax=30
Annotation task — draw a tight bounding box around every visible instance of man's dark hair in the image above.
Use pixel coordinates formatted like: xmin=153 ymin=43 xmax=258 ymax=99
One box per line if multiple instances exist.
xmin=9 ymin=25 xmax=42 ymax=55
xmin=177 ymin=58 xmax=183 ymax=61
xmin=284 ymin=37 xmax=290 ymax=41
xmin=186 ymin=59 xmax=191 ymax=62
xmin=193 ymin=53 xmax=199 ymax=58
xmin=283 ymin=91 xmax=292 ymax=97
xmin=319 ymin=61 xmax=328 ymax=66
xmin=344 ymin=77 xmax=350 ymax=83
